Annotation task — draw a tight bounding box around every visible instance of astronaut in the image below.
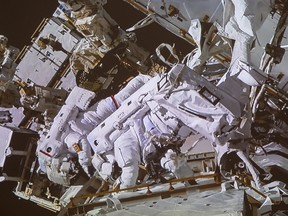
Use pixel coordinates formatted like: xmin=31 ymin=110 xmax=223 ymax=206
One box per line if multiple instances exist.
xmin=36 ymin=74 xmax=150 ymax=185
xmin=63 ymin=74 xmax=152 ymax=179
xmin=88 ymin=60 xmax=268 ymax=189
xmin=87 ymin=68 xmax=198 ymax=189
xmin=151 ymin=64 xmax=265 ymax=188
xmin=91 ymin=110 xmax=194 ymax=189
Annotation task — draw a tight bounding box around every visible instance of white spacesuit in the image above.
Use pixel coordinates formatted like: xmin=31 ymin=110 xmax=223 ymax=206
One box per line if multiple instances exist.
xmin=151 ymin=64 xmax=265 ymax=188
xmin=91 ymin=108 xmax=194 ymax=189
xmin=79 ymin=74 xmax=154 ymax=188
xmin=88 ymin=62 xmax=267 ymax=189
xmin=65 ymin=74 xmax=151 ymax=180
xmin=36 ymin=74 xmax=150 ymax=185
xmin=84 ymin=70 xmax=195 ymax=189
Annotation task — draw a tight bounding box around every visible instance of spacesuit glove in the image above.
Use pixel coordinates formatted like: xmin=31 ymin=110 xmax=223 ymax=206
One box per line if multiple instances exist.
xmin=165 ymin=149 xmax=177 ymax=160
xmin=77 ymin=151 xmax=93 ymax=177
xmin=100 ymin=162 xmax=114 ymax=181
xmin=161 ymin=149 xmax=179 ymax=173
xmin=78 ymin=151 xmax=91 ymax=167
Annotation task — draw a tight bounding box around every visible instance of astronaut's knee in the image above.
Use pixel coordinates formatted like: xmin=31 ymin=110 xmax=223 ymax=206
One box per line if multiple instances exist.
xmin=118 ymin=162 xmax=139 ymax=189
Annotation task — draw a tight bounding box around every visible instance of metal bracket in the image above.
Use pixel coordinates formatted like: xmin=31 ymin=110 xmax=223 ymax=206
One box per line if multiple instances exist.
xmin=106 ymin=196 xmax=122 ymax=211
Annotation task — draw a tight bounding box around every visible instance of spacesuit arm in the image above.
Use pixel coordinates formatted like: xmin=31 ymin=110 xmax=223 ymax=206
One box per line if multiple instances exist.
xmin=65 ymin=132 xmax=93 ymax=177
xmin=77 ymin=138 xmax=93 ymax=175
xmin=160 ymin=149 xmax=177 ymax=172
xmin=73 ymin=142 xmax=93 ymax=177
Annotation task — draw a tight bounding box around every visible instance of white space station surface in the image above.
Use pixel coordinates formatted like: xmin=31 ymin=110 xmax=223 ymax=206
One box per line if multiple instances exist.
xmin=2 ymin=1 xmax=288 ymax=216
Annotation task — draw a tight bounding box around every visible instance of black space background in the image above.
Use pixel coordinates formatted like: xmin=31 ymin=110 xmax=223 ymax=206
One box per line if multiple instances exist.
xmin=0 ymin=1 xmax=193 ymax=216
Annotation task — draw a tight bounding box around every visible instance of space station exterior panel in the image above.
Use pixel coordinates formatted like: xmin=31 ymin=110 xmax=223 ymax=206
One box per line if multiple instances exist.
xmin=131 ymin=0 xmax=223 ymax=24
xmin=126 ymin=0 xmax=223 ymax=43
xmin=55 ymin=67 xmax=77 ymax=90
xmin=16 ymin=46 xmax=60 ymax=86
xmin=0 ymin=127 xmax=13 ymax=167
xmin=36 ymin=17 xmax=81 ymax=53
xmin=15 ymin=16 xmax=82 ymax=88
xmin=93 ymin=189 xmax=245 ymax=216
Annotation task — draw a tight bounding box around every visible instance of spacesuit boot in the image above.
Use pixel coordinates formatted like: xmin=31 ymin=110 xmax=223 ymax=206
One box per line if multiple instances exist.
xmin=113 ymin=160 xmax=140 ymax=190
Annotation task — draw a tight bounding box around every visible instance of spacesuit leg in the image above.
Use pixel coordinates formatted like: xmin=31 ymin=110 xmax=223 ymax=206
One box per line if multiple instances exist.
xmin=114 ymin=129 xmax=141 ymax=189
xmin=116 ymin=160 xmax=140 ymax=189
